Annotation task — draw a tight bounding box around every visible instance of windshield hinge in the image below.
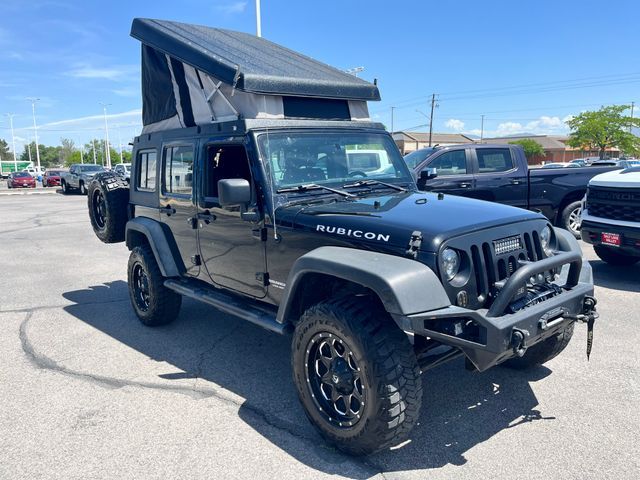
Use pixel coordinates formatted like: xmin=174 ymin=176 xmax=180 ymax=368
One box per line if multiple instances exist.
xmin=256 ymin=272 xmax=270 ymax=287
xmin=406 ymin=231 xmax=422 ymax=259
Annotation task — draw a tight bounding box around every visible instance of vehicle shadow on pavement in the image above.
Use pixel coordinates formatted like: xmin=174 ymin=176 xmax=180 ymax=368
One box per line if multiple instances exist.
xmin=590 ymin=261 xmax=639 ymax=292
xmin=61 ymin=282 xmax=554 ymax=478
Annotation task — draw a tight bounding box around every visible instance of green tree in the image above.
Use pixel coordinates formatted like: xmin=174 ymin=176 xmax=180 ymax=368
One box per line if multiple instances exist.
xmin=59 ymin=138 xmax=75 ymax=165
xmin=19 ymin=142 xmax=62 ymax=168
xmin=509 ymin=138 xmax=545 ymax=161
xmin=566 ymin=105 xmax=640 ymax=158
xmin=0 ymin=138 xmax=9 ymax=160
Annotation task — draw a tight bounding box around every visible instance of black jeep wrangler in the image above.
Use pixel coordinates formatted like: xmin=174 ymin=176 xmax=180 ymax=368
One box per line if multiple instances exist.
xmin=87 ymin=18 xmax=597 ymax=455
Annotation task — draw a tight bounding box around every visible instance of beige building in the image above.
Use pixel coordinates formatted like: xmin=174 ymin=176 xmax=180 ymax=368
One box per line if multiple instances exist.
xmin=392 ymin=131 xmax=475 ymax=154
xmin=481 ymin=135 xmax=620 ymax=165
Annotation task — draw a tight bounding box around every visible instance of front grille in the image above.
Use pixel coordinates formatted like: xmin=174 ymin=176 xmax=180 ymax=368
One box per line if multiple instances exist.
xmin=470 ymin=230 xmax=544 ymax=306
xmin=587 ymin=186 xmax=640 ymax=222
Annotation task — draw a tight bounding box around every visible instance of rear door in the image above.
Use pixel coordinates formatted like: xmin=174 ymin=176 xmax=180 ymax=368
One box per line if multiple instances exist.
xmin=417 ymin=148 xmax=475 ymax=196
xmin=471 ymin=147 xmax=528 ymax=208
xmin=159 ymin=142 xmax=200 ymax=277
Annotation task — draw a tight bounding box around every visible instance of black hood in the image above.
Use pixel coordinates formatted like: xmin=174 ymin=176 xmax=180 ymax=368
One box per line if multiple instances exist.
xmin=278 ymin=191 xmax=543 ymax=252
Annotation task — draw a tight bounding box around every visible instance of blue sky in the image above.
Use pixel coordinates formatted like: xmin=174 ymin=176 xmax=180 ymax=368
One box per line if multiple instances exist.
xmin=1 ymin=0 xmax=639 ymax=155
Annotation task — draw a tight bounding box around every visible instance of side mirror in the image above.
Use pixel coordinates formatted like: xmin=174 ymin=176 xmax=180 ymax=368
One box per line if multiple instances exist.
xmin=218 ymin=178 xmax=251 ymax=207
xmin=417 ymin=167 xmax=437 ymax=189
xmin=420 ymin=167 xmax=438 ymax=181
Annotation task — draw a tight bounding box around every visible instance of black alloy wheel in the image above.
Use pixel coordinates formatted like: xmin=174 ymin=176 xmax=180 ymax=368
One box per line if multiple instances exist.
xmin=306 ymin=332 xmax=365 ymax=428
xmin=131 ymin=262 xmax=150 ymax=312
xmin=91 ymin=189 xmax=107 ymax=230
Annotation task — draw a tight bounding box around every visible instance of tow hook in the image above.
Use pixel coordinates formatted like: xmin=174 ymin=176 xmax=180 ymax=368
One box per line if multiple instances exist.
xmin=510 ymin=329 xmax=528 ymax=357
xmin=563 ymin=296 xmax=599 ymax=360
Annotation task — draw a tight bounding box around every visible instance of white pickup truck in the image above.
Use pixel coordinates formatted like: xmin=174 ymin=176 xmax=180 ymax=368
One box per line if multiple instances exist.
xmin=580 ymin=166 xmax=640 ymax=265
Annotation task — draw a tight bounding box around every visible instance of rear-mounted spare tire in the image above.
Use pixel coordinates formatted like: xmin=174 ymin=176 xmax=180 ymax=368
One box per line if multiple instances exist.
xmin=87 ymin=172 xmax=129 ymax=243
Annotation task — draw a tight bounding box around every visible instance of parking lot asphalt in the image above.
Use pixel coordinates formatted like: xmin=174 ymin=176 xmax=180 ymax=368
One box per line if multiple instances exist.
xmin=0 ymin=190 xmax=638 ymax=480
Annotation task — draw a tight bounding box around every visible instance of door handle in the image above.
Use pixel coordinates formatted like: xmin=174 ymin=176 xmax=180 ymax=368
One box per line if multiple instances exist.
xmin=159 ymin=205 xmax=176 ymax=216
xmin=510 ymin=179 xmax=522 ymax=185
xmin=458 ymin=182 xmax=472 ymax=188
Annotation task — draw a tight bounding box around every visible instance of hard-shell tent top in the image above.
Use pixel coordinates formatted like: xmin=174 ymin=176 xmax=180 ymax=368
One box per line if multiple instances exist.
xmin=130 ymin=18 xmax=381 ymax=133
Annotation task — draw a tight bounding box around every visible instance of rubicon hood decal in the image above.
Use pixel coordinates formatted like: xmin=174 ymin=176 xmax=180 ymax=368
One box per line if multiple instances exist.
xmin=315 ymin=224 xmax=390 ymax=242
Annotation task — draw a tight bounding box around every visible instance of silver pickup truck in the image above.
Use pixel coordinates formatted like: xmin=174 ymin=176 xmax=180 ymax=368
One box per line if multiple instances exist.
xmin=61 ymin=164 xmax=105 ymax=194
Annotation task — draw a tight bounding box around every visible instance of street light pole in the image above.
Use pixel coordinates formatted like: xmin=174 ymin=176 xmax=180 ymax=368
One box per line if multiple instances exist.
xmin=256 ymin=0 xmax=261 ymax=37
xmin=6 ymin=114 xmax=18 ymax=171
xmin=26 ymin=98 xmax=41 ymax=169
xmin=480 ymin=114 xmax=485 ymax=142
xmin=99 ymin=103 xmax=112 ymax=169
xmin=92 ymin=138 xmax=98 ymax=164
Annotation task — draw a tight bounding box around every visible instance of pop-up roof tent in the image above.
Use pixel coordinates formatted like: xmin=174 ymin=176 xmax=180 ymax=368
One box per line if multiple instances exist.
xmin=130 ymin=18 xmax=381 ymax=133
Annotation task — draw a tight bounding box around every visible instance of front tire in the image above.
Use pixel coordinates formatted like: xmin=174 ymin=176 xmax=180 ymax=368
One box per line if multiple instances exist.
xmin=594 ymin=245 xmax=640 ymax=266
xmin=127 ymin=245 xmax=182 ymax=326
xmin=501 ymin=323 xmax=574 ymax=370
xmin=62 ymin=180 xmax=70 ymax=194
xmin=560 ymin=201 xmax=582 ymax=239
xmin=292 ymin=296 xmax=422 ymax=456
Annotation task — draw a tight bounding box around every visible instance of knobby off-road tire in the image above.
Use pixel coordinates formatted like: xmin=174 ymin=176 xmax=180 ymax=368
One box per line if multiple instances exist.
xmin=292 ymin=296 xmax=423 ymax=456
xmin=127 ymin=245 xmax=182 ymax=326
xmin=87 ymin=172 xmax=129 ymax=243
xmin=501 ymin=322 xmax=575 ymax=370
xmin=594 ymin=245 xmax=640 ymax=266
xmin=560 ymin=200 xmax=583 ymax=239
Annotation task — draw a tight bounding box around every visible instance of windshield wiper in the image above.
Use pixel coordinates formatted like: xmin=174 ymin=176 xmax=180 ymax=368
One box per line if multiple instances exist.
xmin=276 ymin=183 xmax=355 ymax=198
xmin=342 ymin=179 xmax=408 ymax=192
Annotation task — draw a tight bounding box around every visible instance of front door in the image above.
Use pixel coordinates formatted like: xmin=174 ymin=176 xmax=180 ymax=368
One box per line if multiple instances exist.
xmin=418 ymin=148 xmax=476 ymax=196
xmin=198 ymin=142 xmax=267 ymax=298
xmin=159 ymin=142 xmax=199 ymax=277
xmin=471 ymin=147 xmax=528 ymax=208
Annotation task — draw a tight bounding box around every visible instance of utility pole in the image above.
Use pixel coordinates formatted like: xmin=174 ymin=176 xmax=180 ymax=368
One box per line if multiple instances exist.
xmin=390 ymin=106 xmax=395 ymax=134
xmin=26 ymin=98 xmax=41 ymax=169
xmin=6 ymin=114 xmax=17 ymax=171
xmin=99 ymin=103 xmax=112 ymax=169
xmin=630 ymin=101 xmax=635 ymax=133
xmin=27 ymin=143 xmax=32 ymax=163
xmin=92 ymin=139 xmax=97 ymax=164
xmin=255 ymin=0 xmax=261 ymax=37
xmin=480 ymin=115 xmax=485 ymax=142
xmin=116 ymin=126 xmax=123 ymax=163
xmin=428 ymin=93 xmax=438 ymax=147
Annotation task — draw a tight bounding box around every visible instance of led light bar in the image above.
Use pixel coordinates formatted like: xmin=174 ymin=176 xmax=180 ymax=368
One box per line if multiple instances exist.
xmin=493 ymin=235 xmax=522 ymax=255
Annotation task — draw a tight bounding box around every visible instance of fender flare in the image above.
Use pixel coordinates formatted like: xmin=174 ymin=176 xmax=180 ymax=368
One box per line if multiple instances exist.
xmin=125 ymin=217 xmax=184 ymax=277
xmin=277 ymin=246 xmax=451 ymax=325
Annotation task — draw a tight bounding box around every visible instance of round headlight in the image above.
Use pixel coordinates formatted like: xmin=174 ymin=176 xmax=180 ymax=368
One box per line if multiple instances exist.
xmin=540 ymin=226 xmax=553 ymax=256
xmin=441 ymin=248 xmax=460 ymax=281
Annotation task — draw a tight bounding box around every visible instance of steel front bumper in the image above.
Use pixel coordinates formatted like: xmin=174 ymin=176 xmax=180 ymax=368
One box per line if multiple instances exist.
xmin=397 ymin=235 xmax=595 ymax=372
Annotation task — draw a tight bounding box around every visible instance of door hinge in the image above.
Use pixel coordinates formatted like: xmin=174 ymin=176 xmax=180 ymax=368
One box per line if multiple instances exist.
xmin=191 ymin=254 xmax=202 ymax=266
xmin=255 ymin=272 xmax=270 ymax=287
xmin=252 ymin=227 xmax=268 ymax=241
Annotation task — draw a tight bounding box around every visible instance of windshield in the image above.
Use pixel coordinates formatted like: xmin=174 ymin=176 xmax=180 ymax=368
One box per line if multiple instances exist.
xmin=15 ymin=172 xmax=30 ymax=178
xmin=257 ymin=131 xmax=413 ymax=190
xmin=403 ymin=148 xmax=437 ymax=169
xmin=47 ymin=171 xmax=61 ymax=176
xmin=79 ymin=165 xmax=104 ymax=173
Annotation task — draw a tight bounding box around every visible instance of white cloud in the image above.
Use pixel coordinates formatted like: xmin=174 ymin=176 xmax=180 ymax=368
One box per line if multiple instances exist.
xmin=495 ymin=121 xmax=524 ymax=135
xmin=43 ymin=109 xmax=142 ymax=127
xmin=214 ymin=1 xmax=247 ymax=14
xmin=445 ymin=118 xmax=465 ymax=131
xmin=67 ymin=64 xmax=139 ymax=81
xmin=112 ymin=87 xmax=139 ymax=98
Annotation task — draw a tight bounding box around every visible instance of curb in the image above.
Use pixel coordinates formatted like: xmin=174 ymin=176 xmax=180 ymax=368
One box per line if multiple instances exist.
xmin=0 ymin=189 xmax=61 ymax=196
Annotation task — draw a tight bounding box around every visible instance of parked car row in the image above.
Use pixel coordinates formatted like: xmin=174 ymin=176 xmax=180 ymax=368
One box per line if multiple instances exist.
xmin=3 ymin=163 xmax=132 ymax=192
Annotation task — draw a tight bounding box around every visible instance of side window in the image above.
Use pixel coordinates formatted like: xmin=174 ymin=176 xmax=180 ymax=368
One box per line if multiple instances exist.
xmin=163 ymin=145 xmax=194 ymax=195
xmin=426 ymin=150 xmax=468 ymax=176
xmin=204 ymin=144 xmax=252 ymax=199
xmin=476 ymin=148 xmax=514 ymax=173
xmin=136 ymin=150 xmax=157 ymax=191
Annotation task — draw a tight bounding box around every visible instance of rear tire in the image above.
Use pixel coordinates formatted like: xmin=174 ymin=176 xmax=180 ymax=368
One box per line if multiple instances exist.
xmin=127 ymin=245 xmax=181 ymax=326
xmin=594 ymin=245 xmax=640 ymax=266
xmin=79 ymin=181 xmax=87 ymax=195
xmin=501 ymin=323 xmax=574 ymax=370
xmin=560 ymin=201 xmax=582 ymax=239
xmin=292 ymin=296 xmax=423 ymax=456
xmin=87 ymin=172 xmax=129 ymax=243
xmin=62 ymin=180 xmax=71 ymax=194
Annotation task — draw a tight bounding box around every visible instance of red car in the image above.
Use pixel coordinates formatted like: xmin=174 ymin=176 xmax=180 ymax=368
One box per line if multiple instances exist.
xmin=43 ymin=170 xmax=64 ymax=187
xmin=7 ymin=172 xmax=36 ymax=189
